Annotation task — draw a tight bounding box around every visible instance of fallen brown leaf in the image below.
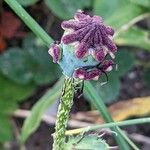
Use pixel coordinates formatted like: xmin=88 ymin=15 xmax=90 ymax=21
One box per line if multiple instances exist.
xmin=71 ymin=96 xmax=150 ymax=124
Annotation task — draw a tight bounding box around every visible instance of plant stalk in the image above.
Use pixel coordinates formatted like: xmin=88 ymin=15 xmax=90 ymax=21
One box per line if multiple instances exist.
xmin=65 ymin=117 xmax=150 ymax=135
xmin=52 ymin=77 xmax=74 ymax=150
xmin=85 ymin=82 xmax=139 ymax=150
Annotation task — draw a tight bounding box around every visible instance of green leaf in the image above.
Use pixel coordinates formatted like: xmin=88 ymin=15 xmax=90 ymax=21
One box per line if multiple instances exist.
xmin=20 ymin=77 xmax=63 ymax=143
xmin=66 ymin=135 xmax=109 ymax=150
xmin=23 ymin=33 xmax=45 ymax=49
xmin=107 ymin=5 xmax=143 ymax=29
xmin=23 ymin=34 xmax=61 ymax=85
xmin=130 ymin=0 xmax=150 ymax=8
xmin=0 ymin=99 xmax=18 ymax=115
xmin=115 ymin=26 xmax=150 ymax=51
xmin=144 ymin=68 xmax=150 ymax=88
xmin=0 ymin=115 xmax=13 ymax=142
xmin=0 ymin=48 xmax=34 ymax=84
xmin=93 ymin=74 xmax=120 ymax=103
xmin=114 ymin=50 xmax=135 ymax=77
xmin=27 ymin=48 xmax=61 ymax=85
xmin=93 ymin=0 xmax=127 ymax=20
xmin=16 ymin=0 xmax=40 ymax=6
xmin=0 ymin=74 xmax=35 ymax=114
xmin=85 ymin=50 xmax=134 ymax=103
xmin=45 ymin=0 xmax=91 ymax=19
xmin=94 ymin=0 xmax=143 ymax=29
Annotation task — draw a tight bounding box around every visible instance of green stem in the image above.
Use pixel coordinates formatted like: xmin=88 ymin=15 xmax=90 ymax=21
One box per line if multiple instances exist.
xmin=4 ymin=0 xmax=53 ymax=47
xmin=85 ymin=82 xmax=139 ymax=150
xmin=117 ymin=128 xmax=139 ymax=150
xmin=89 ymin=117 xmax=150 ymax=131
xmin=66 ymin=117 xmax=150 ymax=134
xmin=53 ymin=77 xmax=74 ymax=150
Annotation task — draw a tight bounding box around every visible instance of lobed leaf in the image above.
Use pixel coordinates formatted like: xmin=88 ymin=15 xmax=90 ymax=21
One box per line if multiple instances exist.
xmin=45 ymin=0 xmax=91 ymax=19
xmin=0 ymin=34 xmax=61 ymax=85
xmin=65 ymin=135 xmax=109 ymax=150
xmin=0 ymin=74 xmax=35 ymax=104
xmin=23 ymin=34 xmax=61 ymax=85
xmin=0 ymin=48 xmax=34 ymax=84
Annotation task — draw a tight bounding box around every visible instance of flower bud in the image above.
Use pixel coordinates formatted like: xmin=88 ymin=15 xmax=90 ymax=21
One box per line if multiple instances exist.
xmin=49 ymin=11 xmax=117 ymax=80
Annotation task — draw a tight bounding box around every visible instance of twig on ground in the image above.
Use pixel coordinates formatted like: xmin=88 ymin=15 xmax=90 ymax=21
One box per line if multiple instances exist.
xmin=129 ymin=133 xmax=150 ymax=145
xmin=13 ymin=109 xmax=93 ymax=128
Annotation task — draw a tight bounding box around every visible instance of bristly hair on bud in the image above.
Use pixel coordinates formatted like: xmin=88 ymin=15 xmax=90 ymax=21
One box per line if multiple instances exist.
xmin=48 ymin=10 xmax=117 ymax=81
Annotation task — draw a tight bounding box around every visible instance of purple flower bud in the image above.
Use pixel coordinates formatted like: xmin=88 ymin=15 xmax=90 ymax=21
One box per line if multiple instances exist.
xmin=61 ymin=10 xmax=117 ymax=60
xmin=95 ymin=48 xmax=105 ymax=61
xmin=101 ymin=60 xmax=114 ymax=72
xmin=48 ymin=43 xmax=60 ymax=63
xmin=74 ymin=10 xmax=87 ymax=20
xmin=105 ymin=26 xmax=114 ymax=36
xmin=48 ymin=11 xmax=118 ymax=81
xmin=85 ymin=69 xmax=102 ymax=80
xmin=73 ymin=68 xmax=87 ymax=79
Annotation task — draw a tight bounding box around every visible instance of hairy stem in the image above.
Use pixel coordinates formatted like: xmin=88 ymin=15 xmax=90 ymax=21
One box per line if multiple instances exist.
xmin=52 ymin=77 xmax=74 ymax=150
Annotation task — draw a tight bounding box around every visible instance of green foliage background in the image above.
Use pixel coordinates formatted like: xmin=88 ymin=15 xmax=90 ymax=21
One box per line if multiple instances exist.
xmin=1 ymin=0 xmax=150 ymax=145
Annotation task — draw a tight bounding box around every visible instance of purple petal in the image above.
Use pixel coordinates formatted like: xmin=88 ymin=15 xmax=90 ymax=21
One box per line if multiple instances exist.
xmin=85 ymin=69 xmax=101 ymax=80
xmin=95 ymin=49 xmax=105 ymax=61
xmin=48 ymin=43 xmax=60 ymax=63
xmin=93 ymin=15 xmax=103 ymax=23
xmin=61 ymin=33 xmax=78 ymax=44
xmin=101 ymin=60 xmax=114 ymax=72
xmin=103 ymin=36 xmax=117 ymax=53
xmin=62 ymin=26 xmax=90 ymax=44
xmin=106 ymin=26 xmax=114 ymax=36
xmin=61 ymin=20 xmax=87 ymax=30
xmin=81 ymin=26 xmax=96 ymax=43
xmin=94 ymin=29 xmax=102 ymax=46
xmin=75 ymin=42 xmax=88 ymax=58
xmin=77 ymin=26 xmax=91 ymax=41
xmin=73 ymin=68 xmax=86 ymax=79
xmin=74 ymin=11 xmax=87 ymax=21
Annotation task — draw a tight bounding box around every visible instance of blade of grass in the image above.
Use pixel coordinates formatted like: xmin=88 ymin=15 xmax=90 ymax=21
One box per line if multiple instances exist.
xmin=117 ymin=127 xmax=139 ymax=150
xmin=65 ymin=117 xmax=150 ymax=135
xmin=84 ymin=81 xmax=139 ymax=150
